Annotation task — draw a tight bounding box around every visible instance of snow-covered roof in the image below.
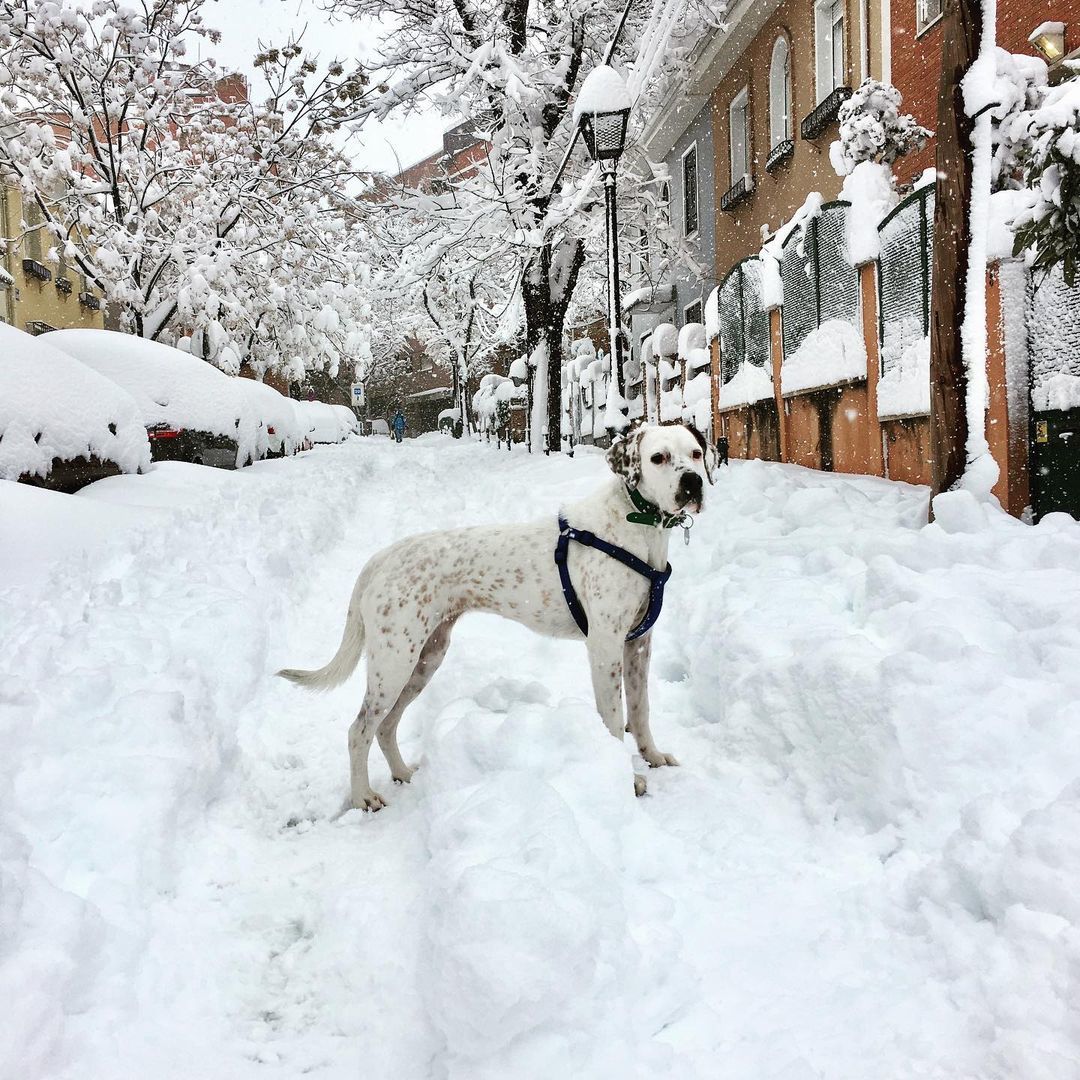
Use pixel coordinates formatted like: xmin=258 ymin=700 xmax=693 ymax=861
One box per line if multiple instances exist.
xmin=49 ymin=329 xmax=263 ymax=468
xmin=0 ymin=323 xmax=150 ymax=482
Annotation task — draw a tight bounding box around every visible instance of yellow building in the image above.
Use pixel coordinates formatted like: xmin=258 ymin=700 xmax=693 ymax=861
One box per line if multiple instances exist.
xmin=0 ymin=185 xmax=106 ymax=335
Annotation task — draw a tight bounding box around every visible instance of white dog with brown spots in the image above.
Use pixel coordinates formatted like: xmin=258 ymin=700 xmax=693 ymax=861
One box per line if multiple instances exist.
xmin=278 ymin=421 xmax=714 ymax=810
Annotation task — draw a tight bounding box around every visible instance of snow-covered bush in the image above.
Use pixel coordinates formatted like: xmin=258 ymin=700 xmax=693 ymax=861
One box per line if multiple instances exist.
xmin=0 ymin=324 xmax=150 ymax=482
xmin=1008 ymin=69 xmax=1080 ymax=285
xmin=829 ymin=80 xmax=931 ymax=177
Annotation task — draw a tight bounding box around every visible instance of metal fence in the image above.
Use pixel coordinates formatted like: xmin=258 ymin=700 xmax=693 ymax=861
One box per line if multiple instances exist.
xmin=878 ymin=186 xmax=933 ymax=376
xmin=779 ymin=200 xmax=859 ymax=359
xmin=1028 ymin=262 xmax=1080 ymax=410
xmin=717 ymin=257 xmax=771 ymax=384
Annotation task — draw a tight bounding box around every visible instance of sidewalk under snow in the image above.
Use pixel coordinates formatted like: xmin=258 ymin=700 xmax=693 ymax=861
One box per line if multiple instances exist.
xmin=2 ymin=437 xmax=1079 ymax=1079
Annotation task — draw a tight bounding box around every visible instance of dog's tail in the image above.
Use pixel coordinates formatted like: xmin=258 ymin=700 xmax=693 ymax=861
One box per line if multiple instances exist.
xmin=277 ymin=575 xmax=368 ymax=692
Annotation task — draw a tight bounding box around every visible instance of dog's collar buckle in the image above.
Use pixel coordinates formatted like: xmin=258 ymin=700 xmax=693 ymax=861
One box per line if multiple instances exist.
xmin=625 ymin=485 xmax=688 ymax=530
xmin=554 ymin=514 xmax=671 ymax=641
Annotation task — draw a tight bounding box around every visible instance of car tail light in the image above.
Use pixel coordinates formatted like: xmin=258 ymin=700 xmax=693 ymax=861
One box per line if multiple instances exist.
xmin=147 ymin=424 xmax=184 ymax=440
xmin=267 ymin=426 xmax=276 ymax=435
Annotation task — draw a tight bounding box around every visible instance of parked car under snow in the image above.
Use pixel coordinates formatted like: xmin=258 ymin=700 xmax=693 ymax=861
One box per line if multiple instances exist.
xmin=234 ymin=377 xmax=305 ymax=458
xmin=0 ymin=323 xmax=150 ymax=492
xmin=49 ymin=330 xmax=263 ymax=469
xmin=294 ymin=401 xmax=358 ymax=444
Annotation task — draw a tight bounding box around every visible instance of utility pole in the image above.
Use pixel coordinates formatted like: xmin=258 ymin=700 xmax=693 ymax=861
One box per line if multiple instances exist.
xmin=929 ymin=0 xmax=982 ymax=504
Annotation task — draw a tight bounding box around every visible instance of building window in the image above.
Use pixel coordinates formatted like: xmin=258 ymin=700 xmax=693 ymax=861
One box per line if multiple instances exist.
xmin=769 ymin=38 xmax=793 ymax=148
xmin=916 ymin=0 xmax=943 ymax=34
xmin=24 ymin=200 xmax=43 ymax=262
xmin=684 ymin=299 xmax=703 ymax=326
xmin=729 ymin=87 xmax=750 ymax=184
xmin=682 ymin=144 xmax=698 ymax=236
xmin=815 ymin=0 xmax=846 ymax=102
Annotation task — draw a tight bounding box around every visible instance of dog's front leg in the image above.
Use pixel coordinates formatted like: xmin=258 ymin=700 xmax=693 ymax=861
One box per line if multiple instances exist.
xmin=587 ymin=632 xmax=648 ymax=797
xmin=624 ymin=633 xmax=678 ymax=770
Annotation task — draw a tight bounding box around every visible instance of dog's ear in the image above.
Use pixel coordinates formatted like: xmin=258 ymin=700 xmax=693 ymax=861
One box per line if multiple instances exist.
xmin=606 ymin=422 xmax=645 ymax=488
xmin=684 ymin=423 xmax=717 ymax=484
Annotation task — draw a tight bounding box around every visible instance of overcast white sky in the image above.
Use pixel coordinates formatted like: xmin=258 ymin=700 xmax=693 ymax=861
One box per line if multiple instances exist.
xmin=205 ymin=0 xmax=448 ymax=173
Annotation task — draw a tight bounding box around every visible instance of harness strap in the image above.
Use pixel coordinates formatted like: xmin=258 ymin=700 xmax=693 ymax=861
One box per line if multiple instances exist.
xmin=554 ymin=514 xmax=672 ymax=641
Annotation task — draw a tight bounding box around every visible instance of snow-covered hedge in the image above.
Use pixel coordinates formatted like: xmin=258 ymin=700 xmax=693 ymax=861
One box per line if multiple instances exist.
xmin=49 ymin=330 xmax=263 ymax=466
xmin=0 ymin=324 xmax=150 ymax=482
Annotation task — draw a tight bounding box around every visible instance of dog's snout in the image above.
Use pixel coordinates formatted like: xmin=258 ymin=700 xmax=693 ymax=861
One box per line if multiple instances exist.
xmin=677 ymin=470 xmax=703 ymax=506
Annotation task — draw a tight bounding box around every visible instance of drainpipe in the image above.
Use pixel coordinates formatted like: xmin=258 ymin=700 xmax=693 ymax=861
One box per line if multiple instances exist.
xmin=859 ymin=0 xmax=870 ymax=81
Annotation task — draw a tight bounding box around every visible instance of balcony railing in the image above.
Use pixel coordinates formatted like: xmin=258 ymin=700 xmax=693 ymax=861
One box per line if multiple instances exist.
xmin=765 ymin=138 xmax=795 ymax=173
xmin=55 ymin=276 xmax=73 ymax=295
xmin=801 ymin=86 xmax=852 ymax=140
xmin=720 ymin=173 xmax=755 ymax=212
xmin=26 ymin=320 xmax=56 ymax=335
xmin=22 ymin=258 xmax=52 ymax=282
xmin=79 ymin=291 xmax=102 ymax=310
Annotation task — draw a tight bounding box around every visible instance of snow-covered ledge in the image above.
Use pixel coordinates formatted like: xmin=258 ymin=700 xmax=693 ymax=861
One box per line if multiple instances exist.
xmin=877 ymin=335 xmax=930 ymax=420
xmin=781 ymin=320 xmax=868 ymax=397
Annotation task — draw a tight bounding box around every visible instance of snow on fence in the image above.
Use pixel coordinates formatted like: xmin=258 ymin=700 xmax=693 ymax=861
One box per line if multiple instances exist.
xmin=877 ymin=185 xmax=934 ymax=419
xmin=714 ymin=258 xmax=774 ymax=408
xmin=1028 ymin=263 xmax=1080 ymax=414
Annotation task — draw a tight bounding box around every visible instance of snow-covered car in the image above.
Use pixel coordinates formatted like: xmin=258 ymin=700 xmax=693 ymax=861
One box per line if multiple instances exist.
xmin=234 ymin=377 xmax=304 ymax=458
xmin=49 ymin=330 xmax=263 ymax=469
xmin=369 ymin=418 xmax=390 ymax=437
xmin=293 ymin=400 xmax=355 ymax=444
xmin=330 ymin=404 xmax=361 ymax=439
xmin=0 ymin=323 xmax=150 ymax=492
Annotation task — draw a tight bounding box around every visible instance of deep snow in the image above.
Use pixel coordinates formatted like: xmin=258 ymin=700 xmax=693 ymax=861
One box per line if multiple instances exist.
xmin=3 ymin=437 xmax=1080 ymax=1079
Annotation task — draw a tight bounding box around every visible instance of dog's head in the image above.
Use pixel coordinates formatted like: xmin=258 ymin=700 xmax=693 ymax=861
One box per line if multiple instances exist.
xmin=606 ymin=421 xmax=715 ymax=517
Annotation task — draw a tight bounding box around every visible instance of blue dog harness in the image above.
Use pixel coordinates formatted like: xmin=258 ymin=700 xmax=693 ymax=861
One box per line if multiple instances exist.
xmin=554 ymin=512 xmax=674 ymax=641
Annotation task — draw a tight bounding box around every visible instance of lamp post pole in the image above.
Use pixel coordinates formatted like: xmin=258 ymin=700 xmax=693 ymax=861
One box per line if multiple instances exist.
xmin=575 ymin=64 xmax=632 ymax=429
xmin=602 ymin=165 xmax=626 ymax=398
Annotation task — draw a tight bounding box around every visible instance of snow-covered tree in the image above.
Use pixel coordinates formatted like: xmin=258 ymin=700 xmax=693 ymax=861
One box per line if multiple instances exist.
xmin=1007 ymin=67 xmax=1080 ymax=285
xmin=329 ymin=0 xmax=723 ymax=449
xmin=0 ymin=0 xmax=371 ymax=381
xmin=829 ymin=79 xmax=931 ymax=177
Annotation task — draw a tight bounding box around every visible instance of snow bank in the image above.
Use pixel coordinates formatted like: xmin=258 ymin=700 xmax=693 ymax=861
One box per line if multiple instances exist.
xmin=719 ymin=362 xmax=774 ymax=409
xmin=781 ymin=319 xmax=868 ymax=396
xmin=878 ymin=332 xmax=930 ymax=419
xmin=0 ymin=323 xmax=150 ymax=481
xmin=49 ymin=329 xmax=262 ymax=467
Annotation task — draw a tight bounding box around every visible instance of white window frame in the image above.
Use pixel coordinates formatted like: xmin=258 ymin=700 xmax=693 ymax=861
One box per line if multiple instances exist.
xmin=815 ymin=0 xmax=846 ymax=103
xmin=915 ymin=0 xmax=943 ymax=35
xmin=769 ymin=37 xmax=792 ymax=149
xmin=729 ymin=86 xmax=751 ymax=185
xmin=681 ymin=142 xmax=699 ymax=237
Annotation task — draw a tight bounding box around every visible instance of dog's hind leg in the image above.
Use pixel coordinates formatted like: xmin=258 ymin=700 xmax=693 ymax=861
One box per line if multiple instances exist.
xmin=348 ymin=643 xmax=417 ymax=811
xmin=377 ymin=618 xmax=456 ymax=784
xmin=624 ymin=633 xmax=678 ymax=769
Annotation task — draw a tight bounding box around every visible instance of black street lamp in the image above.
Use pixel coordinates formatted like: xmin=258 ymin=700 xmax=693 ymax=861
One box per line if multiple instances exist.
xmin=575 ymin=66 xmax=631 ymax=412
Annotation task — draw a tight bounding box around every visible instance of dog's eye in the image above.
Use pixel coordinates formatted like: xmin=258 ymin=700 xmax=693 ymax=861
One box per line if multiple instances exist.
xmin=692 ymin=449 xmax=703 ymax=460
xmin=650 ymin=452 xmax=667 ymax=465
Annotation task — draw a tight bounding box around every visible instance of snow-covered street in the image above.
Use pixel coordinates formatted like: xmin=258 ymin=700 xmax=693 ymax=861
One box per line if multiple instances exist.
xmin=4 ymin=437 xmax=1080 ymax=1079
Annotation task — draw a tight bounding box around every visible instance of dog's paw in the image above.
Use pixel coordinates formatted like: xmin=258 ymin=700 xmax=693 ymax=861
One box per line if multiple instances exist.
xmin=392 ymin=764 xmax=418 ymax=785
xmin=634 ymin=773 xmax=648 ymax=797
xmin=353 ymin=789 xmax=387 ymax=812
xmin=642 ymin=748 xmax=680 ymax=769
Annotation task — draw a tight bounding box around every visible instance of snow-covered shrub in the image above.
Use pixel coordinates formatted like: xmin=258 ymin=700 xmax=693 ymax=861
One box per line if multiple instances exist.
xmin=1008 ymin=69 xmax=1080 ymax=285
xmin=829 ymin=80 xmax=931 ymax=177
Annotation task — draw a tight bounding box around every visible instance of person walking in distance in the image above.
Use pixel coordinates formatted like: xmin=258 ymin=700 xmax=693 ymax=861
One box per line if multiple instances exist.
xmin=391 ymin=409 xmax=406 ymax=444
